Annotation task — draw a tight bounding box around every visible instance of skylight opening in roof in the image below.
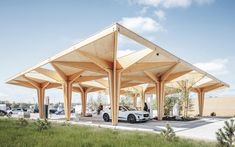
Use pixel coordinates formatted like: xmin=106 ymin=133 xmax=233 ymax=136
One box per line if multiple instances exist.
xmin=117 ymin=34 xmax=150 ymax=58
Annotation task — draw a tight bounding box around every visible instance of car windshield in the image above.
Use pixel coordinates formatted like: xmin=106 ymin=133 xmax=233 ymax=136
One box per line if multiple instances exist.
xmin=124 ymin=106 xmax=136 ymax=111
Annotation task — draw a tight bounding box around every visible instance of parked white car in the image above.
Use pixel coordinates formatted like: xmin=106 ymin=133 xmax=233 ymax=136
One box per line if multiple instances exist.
xmin=102 ymin=106 xmax=150 ymax=123
xmin=11 ymin=108 xmax=27 ymax=114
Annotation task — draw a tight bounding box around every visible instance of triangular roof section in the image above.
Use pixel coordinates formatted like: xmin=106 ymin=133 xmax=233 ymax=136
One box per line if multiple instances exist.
xmin=6 ymin=23 xmax=229 ymax=93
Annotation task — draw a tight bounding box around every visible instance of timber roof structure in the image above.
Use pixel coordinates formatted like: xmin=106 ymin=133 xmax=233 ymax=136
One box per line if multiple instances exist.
xmin=6 ymin=23 xmax=229 ymax=94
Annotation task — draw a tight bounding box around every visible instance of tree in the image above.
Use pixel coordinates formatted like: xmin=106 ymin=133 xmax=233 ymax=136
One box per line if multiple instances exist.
xmin=216 ymin=119 xmax=235 ymax=147
xmin=164 ymin=95 xmax=179 ymax=116
xmin=176 ymin=80 xmax=196 ymax=117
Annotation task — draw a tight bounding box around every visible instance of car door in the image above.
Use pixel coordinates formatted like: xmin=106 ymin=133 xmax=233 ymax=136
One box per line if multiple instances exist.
xmin=118 ymin=106 xmax=127 ymax=121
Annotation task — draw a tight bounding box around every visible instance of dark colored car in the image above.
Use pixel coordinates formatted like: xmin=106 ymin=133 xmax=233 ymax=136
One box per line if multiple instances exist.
xmin=49 ymin=108 xmax=57 ymax=114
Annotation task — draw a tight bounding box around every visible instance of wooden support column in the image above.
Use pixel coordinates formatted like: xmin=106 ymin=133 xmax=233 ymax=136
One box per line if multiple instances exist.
xmin=37 ymin=87 xmax=46 ymax=118
xmin=81 ymin=91 xmax=87 ymax=116
xmin=132 ymin=94 xmax=137 ymax=108
xmin=197 ymin=89 xmax=205 ymax=117
xmin=22 ymin=76 xmax=50 ymax=119
xmin=141 ymin=90 xmax=145 ymax=110
xmin=155 ymin=81 xmax=165 ymax=120
xmin=51 ymin=63 xmax=84 ymax=121
xmin=108 ymin=70 xmax=121 ymax=126
xmin=62 ymin=82 xmax=72 ymax=121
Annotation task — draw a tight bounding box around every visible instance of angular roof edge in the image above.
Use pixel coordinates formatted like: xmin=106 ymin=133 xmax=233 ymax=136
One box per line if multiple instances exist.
xmin=6 ymin=23 xmax=229 ymax=88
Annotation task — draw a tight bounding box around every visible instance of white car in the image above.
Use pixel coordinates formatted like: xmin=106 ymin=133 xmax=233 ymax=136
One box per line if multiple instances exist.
xmin=102 ymin=106 xmax=150 ymax=123
xmin=11 ymin=108 xmax=27 ymax=114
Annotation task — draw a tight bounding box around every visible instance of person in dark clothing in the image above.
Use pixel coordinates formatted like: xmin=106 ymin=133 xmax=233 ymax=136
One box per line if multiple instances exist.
xmin=97 ymin=103 xmax=103 ymax=115
xmin=143 ymin=102 xmax=148 ymax=112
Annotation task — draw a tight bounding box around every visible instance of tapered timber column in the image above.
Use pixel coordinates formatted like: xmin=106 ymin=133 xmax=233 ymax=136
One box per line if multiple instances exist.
xmin=22 ymin=76 xmax=50 ymax=119
xmin=51 ymin=63 xmax=84 ymax=121
xmin=62 ymin=82 xmax=73 ymax=121
xmin=37 ymin=87 xmax=46 ymax=118
xmin=155 ymin=81 xmax=165 ymax=120
xmin=80 ymin=92 xmax=86 ymax=116
xmin=141 ymin=90 xmax=145 ymax=110
xmin=132 ymin=94 xmax=137 ymax=108
xmin=108 ymin=70 xmax=121 ymax=126
xmin=197 ymin=89 xmax=205 ymax=117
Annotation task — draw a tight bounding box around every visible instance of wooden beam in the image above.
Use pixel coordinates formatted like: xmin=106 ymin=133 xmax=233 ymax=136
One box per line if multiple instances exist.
xmin=165 ymin=70 xmax=192 ymax=82
xmin=95 ymin=79 xmax=109 ymax=88
xmin=11 ymin=80 xmax=35 ymax=89
xmin=76 ymin=76 xmax=106 ymax=82
xmin=41 ymin=82 xmax=50 ymax=89
xmin=76 ymin=50 xmax=113 ymax=72
xmin=68 ymin=70 xmax=84 ymax=82
xmin=145 ymin=86 xmax=155 ymax=93
xmin=122 ymin=76 xmax=153 ymax=83
xmin=123 ymin=62 xmax=176 ymax=73
xmin=117 ymin=48 xmax=153 ymax=70
xmin=51 ymin=63 xmax=68 ymax=82
xmin=202 ymin=83 xmax=223 ymax=92
xmin=72 ymin=87 xmax=81 ymax=93
xmin=160 ymin=63 xmax=179 ymax=81
xmin=47 ymin=83 xmax=61 ymax=89
xmin=22 ymin=75 xmax=41 ymax=88
xmin=121 ymin=82 xmax=142 ymax=89
xmin=144 ymin=71 xmax=159 ymax=83
xmin=88 ymin=87 xmax=104 ymax=93
xmin=53 ymin=61 xmax=107 ymax=74
xmin=35 ymin=67 xmax=63 ymax=83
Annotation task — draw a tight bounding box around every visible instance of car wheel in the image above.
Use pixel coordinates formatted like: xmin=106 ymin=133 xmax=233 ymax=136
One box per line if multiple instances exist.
xmin=128 ymin=114 xmax=136 ymax=124
xmin=103 ymin=113 xmax=110 ymax=122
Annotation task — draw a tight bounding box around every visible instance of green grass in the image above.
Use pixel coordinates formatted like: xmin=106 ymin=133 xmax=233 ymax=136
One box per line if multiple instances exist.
xmin=0 ymin=118 xmax=216 ymax=147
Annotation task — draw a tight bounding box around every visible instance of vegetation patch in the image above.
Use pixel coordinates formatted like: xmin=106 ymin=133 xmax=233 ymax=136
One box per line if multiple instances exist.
xmin=0 ymin=118 xmax=217 ymax=147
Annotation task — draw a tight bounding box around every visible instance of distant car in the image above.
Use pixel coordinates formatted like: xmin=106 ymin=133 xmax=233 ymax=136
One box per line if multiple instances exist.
xmin=0 ymin=110 xmax=12 ymax=117
xmin=55 ymin=108 xmax=75 ymax=115
xmin=102 ymin=106 xmax=150 ymax=123
xmin=11 ymin=108 xmax=27 ymax=114
xmin=49 ymin=108 xmax=57 ymax=114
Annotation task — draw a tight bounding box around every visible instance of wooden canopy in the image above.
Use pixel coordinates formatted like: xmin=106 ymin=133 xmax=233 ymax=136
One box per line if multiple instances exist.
xmin=6 ymin=23 xmax=229 ymax=125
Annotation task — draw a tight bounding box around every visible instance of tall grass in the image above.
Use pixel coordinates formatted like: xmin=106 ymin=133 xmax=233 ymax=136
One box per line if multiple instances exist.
xmin=0 ymin=118 xmax=215 ymax=147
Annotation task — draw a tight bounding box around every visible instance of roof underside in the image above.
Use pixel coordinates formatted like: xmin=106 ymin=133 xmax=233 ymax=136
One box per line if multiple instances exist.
xmin=6 ymin=23 xmax=229 ymax=94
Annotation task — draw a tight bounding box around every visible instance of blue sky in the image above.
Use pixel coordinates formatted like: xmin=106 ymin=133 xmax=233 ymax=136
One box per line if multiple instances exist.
xmin=0 ymin=0 xmax=234 ymax=103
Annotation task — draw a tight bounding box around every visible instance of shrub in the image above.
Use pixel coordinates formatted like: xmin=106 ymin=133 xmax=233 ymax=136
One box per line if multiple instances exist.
xmin=160 ymin=123 xmax=176 ymax=141
xmin=216 ymin=119 xmax=235 ymax=147
xmin=34 ymin=119 xmax=51 ymax=131
xmin=18 ymin=118 xmax=28 ymax=126
xmin=210 ymin=112 xmax=216 ymax=117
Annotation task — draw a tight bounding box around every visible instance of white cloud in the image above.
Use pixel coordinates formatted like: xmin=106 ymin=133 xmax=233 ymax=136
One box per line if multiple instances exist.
xmin=129 ymin=0 xmax=215 ymax=8
xmin=194 ymin=58 xmax=229 ymax=76
xmin=119 ymin=16 xmax=164 ymax=33
xmin=154 ymin=10 xmax=166 ymax=20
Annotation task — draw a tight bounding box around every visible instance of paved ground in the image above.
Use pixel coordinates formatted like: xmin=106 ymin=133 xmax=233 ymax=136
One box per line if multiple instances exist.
xmin=11 ymin=113 xmax=234 ymax=141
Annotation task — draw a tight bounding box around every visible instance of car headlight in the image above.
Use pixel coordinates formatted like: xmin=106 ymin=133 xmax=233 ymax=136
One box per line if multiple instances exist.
xmin=134 ymin=113 xmax=142 ymax=116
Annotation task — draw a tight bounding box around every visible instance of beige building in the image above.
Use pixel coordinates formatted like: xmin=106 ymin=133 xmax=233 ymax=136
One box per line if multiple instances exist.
xmin=190 ymin=96 xmax=235 ymax=117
